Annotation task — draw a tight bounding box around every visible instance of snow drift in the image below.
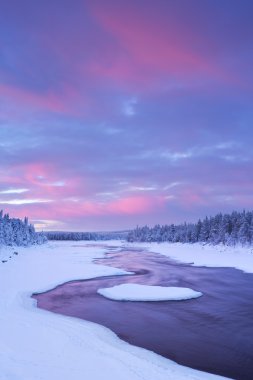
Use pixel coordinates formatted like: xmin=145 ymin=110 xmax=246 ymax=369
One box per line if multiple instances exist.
xmin=98 ymin=283 xmax=202 ymax=301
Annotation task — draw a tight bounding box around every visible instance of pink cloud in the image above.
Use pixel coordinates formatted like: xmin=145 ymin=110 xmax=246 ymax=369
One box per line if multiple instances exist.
xmin=0 ymin=162 xmax=83 ymax=202
xmin=88 ymin=5 xmax=219 ymax=86
xmin=88 ymin=3 xmax=243 ymax=91
xmin=0 ymin=194 xmax=164 ymax=224
xmin=70 ymin=195 xmax=164 ymax=217
xmin=108 ymin=196 xmax=163 ymax=214
xmin=0 ymin=83 xmax=89 ymax=117
xmin=0 ymin=84 xmax=66 ymax=113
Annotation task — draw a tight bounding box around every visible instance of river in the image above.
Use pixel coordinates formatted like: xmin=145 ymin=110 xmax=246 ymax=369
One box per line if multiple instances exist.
xmin=33 ymin=245 xmax=253 ymax=380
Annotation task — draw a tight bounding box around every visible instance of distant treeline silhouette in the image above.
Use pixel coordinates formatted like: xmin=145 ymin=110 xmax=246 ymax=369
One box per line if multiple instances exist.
xmin=45 ymin=230 xmax=129 ymax=241
xmin=127 ymin=211 xmax=253 ymax=246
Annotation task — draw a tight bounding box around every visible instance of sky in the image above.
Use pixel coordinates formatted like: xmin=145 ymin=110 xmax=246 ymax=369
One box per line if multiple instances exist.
xmin=0 ymin=0 xmax=253 ymax=231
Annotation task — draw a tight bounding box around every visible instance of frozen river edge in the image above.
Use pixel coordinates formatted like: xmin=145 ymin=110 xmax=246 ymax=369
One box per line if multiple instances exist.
xmin=0 ymin=240 xmax=245 ymax=380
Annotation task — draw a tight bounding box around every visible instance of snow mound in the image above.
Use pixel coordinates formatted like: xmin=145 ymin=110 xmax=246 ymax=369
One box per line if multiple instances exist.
xmin=97 ymin=283 xmax=202 ymax=301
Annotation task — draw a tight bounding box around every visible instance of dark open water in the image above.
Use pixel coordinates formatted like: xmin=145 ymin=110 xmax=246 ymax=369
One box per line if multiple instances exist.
xmin=33 ymin=246 xmax=253 ymax=380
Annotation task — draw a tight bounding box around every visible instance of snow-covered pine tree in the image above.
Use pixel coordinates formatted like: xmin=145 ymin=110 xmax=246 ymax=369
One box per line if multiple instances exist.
xmin=0 ymin=210 xmax=47 ymax=247
xmin=127 ymin=210 xmax=253 ymax=246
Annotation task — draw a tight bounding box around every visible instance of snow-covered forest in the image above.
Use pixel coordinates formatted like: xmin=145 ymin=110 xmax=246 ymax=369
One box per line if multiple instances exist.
xmin=0 ymin=211 xmax=47 ymax=246
xmin=45 ymin=230 xmax=129 ymax=241
xmin=127 ymin=211 xmax=253 ymax=246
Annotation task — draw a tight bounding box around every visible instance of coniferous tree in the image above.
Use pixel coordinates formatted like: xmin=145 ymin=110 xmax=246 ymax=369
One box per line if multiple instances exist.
xmin=0 ymin=210 xmax=47 ymax=247
xmin=127 ymin=210 xmax=253 ymax=246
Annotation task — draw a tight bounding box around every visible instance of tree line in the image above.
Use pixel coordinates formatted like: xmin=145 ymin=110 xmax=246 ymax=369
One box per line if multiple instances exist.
xmin=0 ymin=211 xmax=47 ymax=246
xmin=45 ymin=230 xmax=129 ymax=241
xmin=127 ymin=210 xmax=253 ymax=246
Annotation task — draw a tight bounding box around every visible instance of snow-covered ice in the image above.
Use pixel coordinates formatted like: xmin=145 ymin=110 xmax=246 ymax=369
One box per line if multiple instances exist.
xmin=98 ymin=283 xmax=202 ymax=301
xmin=0 ymin=241 xmax=228 ymax=380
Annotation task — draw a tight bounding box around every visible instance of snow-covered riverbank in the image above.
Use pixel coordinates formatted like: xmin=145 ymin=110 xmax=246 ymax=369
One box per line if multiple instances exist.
xmin=128 ymin=242 xmax=253 ymax=274
xmin=0 ymin=241 xmax=231 ymax=380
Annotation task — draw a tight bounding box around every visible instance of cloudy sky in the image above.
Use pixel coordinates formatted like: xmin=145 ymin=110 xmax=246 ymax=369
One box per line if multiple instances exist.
xmin=0 ymin=0 xmax=253 ymax=231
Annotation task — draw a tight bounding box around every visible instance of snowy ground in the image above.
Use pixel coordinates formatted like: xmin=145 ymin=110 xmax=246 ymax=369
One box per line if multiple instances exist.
xmin=0 ymin=241 xmax=234 ymax=380
xmin=98 ymin=283 xmax=202 ymax=301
